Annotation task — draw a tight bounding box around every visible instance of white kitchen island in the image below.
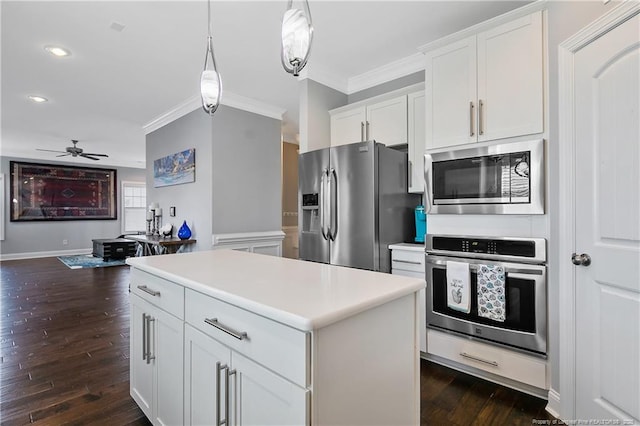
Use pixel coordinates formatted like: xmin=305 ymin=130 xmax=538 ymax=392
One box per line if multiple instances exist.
xmin=126 ymin=249 xmax=424 ymax=426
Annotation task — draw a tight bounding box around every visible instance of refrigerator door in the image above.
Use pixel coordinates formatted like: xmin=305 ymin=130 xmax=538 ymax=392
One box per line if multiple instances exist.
xmin=298 ymin=148 xmax=330 ymax=264
xmin=329 ymin=141 xmax=377 ymax=271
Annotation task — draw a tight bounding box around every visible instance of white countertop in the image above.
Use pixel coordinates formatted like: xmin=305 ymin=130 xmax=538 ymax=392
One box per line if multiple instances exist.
xmin=126 ymin=250 xmax=424 ymax=331
xmin=389 ymin=242 xmax=425 ymax=252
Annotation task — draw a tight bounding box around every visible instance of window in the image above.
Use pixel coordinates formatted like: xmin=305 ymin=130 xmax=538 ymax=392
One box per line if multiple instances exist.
xmin=121 ymin=181 xmax=147 ymax=233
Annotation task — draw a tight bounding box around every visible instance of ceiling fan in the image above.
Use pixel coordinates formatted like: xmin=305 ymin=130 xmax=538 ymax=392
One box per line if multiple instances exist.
xmin=37 ymin=140 xmax=109 ymax=161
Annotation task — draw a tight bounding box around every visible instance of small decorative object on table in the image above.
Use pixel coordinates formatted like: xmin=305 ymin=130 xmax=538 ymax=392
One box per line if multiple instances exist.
xmin=177 ymin=220 xmax=192 ymax=240
xmin=160 ymin=223 xmax=173 ymax=237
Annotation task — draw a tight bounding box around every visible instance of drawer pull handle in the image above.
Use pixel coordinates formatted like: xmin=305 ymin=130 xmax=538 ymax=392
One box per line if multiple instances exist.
xmin=460 ymin=352 xmax=499 ymax=367
xmin=205 ymin=318 xmax=248 ymax=341
xmin=393 ymin=259 xmax=422 ymax=265
xmin=137 ymin=285 xmax=161 ymax=297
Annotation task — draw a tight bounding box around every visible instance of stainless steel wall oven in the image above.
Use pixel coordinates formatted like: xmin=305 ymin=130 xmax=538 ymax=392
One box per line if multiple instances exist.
xmin=425 ymin=234 xmax=547 ymax=356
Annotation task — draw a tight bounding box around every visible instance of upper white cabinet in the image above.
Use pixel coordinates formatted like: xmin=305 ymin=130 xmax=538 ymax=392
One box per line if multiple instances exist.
xmin=407 ymin=91 xmax=425 ymax=193
xmin=330 ymin=95 xmax=407 ymax=147
xmin=425 ymin=11 xmax=543 ymax=149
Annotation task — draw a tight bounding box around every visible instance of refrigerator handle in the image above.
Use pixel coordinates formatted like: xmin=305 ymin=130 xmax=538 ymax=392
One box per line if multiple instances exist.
xmin=320 ymin=169 xmax=329 ymax=241
xmin=330 ymin=168 xmax=338 ymax=241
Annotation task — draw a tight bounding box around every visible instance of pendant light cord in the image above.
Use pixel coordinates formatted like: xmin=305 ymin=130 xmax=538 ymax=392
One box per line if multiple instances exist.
xmin=207 ymin=0 xmax=212 ymax=38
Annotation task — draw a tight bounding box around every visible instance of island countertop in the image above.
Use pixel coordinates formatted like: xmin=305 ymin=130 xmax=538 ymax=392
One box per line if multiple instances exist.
xmin=126 ymin=249 xmax=424 ymax=331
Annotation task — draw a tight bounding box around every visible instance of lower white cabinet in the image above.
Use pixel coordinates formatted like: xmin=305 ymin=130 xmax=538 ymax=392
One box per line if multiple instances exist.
xmin=130 ymin=293 xmax=184 ymax=426
xmin=184 ymin=324 xmax=307 ymax=426
xmin=390 ymin=244 xmax=426 ymax=353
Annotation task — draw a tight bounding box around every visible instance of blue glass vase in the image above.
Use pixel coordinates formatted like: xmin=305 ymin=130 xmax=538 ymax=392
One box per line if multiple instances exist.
xmin=177 ymin=220 xmax=192 ymax=240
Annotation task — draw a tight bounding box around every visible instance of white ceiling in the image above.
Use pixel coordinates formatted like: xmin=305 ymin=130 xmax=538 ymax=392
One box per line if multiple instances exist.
xmin=1 ymin=0 xmax=529 ymax=169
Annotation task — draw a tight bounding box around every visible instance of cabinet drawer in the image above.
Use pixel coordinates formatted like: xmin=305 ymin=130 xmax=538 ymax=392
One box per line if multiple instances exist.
xmin=185 ymin=289 xmax=309 ymax=387
xmin=391 ymin=249 xmax=424 ymax=273
xmin=427 ymin=329 xmax=547 ymax=389
xmin=130 ymin=268 xmax=185 ymax=319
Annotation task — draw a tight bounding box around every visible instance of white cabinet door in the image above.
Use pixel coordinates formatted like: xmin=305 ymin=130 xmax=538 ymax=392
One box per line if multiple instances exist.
xmin=330 ymin=106 xmax=366 ymax=146
xmin=425 ymin=36 xmax=477 ymax=149
xmin=184 ymin=325 xmax=231 ymax=426
xmin=232 ymin=352 xmax=308 ymax=426
xmin=130 ymin=299 xmax=153 ymax=420
xmin=130 ymin=293 xmax=184 ymax=426
xmin=152 ymin=305 xmax=184 ymax=426
xmin=408 ymin=91 xmax=425 ymax=193
xmin=477 ymin=12 xmax=543 ymax=142
xmin=366 ymin=95 xmax=408 ymax=146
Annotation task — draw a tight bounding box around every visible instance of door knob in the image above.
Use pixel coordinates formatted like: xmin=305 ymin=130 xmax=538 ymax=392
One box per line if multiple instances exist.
xmin=571 ymin=253 xmax=591 ymax=266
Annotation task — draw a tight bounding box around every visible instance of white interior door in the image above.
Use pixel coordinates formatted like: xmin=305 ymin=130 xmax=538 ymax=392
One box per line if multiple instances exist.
xmin=574 ymin=13 xmax=639 ymax=423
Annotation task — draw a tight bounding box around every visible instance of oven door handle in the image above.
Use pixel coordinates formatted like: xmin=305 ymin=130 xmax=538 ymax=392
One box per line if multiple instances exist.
xmin=425 ymin=258 xmax=544 ymax=276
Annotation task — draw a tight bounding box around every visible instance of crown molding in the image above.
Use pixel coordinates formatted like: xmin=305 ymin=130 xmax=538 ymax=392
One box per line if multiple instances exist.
xmin=299 ymin=65 xmax=349 ymax=94
xmin=143 ymin=91 xmax=286 ymax=135
xmin=347 ymin=52 xmax=425 ymax=94
xmin=418 ymin=0 xmax=548 ymax=53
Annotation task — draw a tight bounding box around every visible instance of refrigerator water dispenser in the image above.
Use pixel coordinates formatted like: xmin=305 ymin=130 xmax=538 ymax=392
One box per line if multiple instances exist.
xmin=302 ymin=193 xmax=320 ymax=233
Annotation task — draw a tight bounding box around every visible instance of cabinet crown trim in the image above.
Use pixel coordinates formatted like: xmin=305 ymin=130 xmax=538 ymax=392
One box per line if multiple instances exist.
xmin=329 ymin=82 xmax=424 ymax=116
xmin=418 ymin=1 xmax=546 ymax=53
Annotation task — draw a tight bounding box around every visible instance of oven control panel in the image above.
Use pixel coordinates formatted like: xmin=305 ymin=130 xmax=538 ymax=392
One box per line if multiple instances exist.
xmin=431 ymin=236 xmax=537 ymax=258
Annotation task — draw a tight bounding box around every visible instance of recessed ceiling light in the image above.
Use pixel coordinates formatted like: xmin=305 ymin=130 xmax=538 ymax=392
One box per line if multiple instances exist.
xmin=44 ymin=45 xmax=71 ymax=57
xmin=28 ymin=95 xmax=48 ymax=103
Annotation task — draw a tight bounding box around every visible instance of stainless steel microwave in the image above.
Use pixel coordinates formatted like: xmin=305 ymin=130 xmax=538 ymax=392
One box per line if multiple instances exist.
xmin=424 ymin=139 xmax=544 ymax=214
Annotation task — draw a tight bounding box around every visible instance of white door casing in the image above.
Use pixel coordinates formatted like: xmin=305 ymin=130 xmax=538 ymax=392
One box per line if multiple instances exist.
xmin=559 ymin=3 xmax=640 ymax=423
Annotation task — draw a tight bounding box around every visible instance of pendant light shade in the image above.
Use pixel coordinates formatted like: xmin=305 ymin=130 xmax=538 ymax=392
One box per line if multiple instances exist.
xmin=281 ymin=0 xmax=313 ymax=77
xmin=201 ymin=0 xmax=222 ymax=115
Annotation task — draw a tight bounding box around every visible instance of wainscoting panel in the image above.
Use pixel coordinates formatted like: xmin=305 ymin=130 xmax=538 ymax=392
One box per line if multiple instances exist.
xmin=211 ymin=231 xmax=285 ymax=257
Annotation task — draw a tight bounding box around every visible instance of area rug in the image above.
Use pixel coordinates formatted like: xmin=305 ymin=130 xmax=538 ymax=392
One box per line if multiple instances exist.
xmin=57 ymin=254 xmax=127 ymax=269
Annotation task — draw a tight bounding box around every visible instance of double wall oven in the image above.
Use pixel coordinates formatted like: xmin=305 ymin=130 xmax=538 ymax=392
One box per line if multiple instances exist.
xmin=425 ymin=234 xmax=547 ymax=356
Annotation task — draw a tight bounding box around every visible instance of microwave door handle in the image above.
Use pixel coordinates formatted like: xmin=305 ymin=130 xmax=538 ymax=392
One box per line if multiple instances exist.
xmin=320 ymin=169 xmax=328 ymax=241
xmin=330 ymin=168 xmax=338 ymax=241
xmin=424 ymin=155 xmax=433 ymax=213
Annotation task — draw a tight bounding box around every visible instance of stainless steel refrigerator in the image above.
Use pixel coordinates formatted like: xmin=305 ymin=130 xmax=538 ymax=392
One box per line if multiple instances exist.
xmin=298 ymin=141 xmax=420 ymax=273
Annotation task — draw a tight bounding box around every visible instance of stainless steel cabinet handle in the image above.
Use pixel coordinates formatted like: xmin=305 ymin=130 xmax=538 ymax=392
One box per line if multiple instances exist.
xmin=408 ymin=161 xmax=413 ymax=187
xmin=365 ymin=121 xmax=370 ymax=140
xmin=146 ymin=316 xmax=155 ymax=364
xmin=142 ymin=313 xmax=147 ymax=361
xmin=393 ymin=259 xmax=422 ymax=265
xmin=460 ymin=352 xmax=499 ymax=367
xmin=571 ymin=253 xmax=591 ymax=266
xmin=360 ymin=121 xmax=365 ymax=141
xmin=225 ymin=368 xmax=236 ymax=426
xmin=478 ymin=99 xmax=484 ymax=136
xmin=216 ymin=362 xmax=229 ymax=426
xmin=205 ymin=318 xmax=248 ymax=341
xmin=137 ymin=285 xmax=160 ymax=297
xmin=469 ymin=101 xmax=475 ymax=137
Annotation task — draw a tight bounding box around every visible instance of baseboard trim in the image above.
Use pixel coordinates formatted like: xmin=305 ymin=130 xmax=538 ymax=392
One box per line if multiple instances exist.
xmin=546 ymin=388 xmax=561 ymax=418
xmin=0 ymin=248 xmax=92 ymax=261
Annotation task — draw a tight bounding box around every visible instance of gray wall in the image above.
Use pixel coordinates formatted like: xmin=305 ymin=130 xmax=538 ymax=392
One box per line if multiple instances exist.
xmin=0 ymin=156 xmax=145 ymax=257
xmin=282 ymin=142 xmax=298 ymax=227
xmin=146 ymin=105 xmax=282 ymax=250
xmin=545 ymin=0 xmax=614 ymax=393
xmin=211 ymin=106 xmax=282 ymax=234
xmin=147 ymin=109 xmax=213 ymax=252
xmin=348 ymin=71 xmax=425 ymax=104
xmin=299 ymin=79 xmax=347 ymax=153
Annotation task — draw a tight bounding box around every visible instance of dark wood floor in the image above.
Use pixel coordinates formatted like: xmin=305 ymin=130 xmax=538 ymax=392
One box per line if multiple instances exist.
xmin=0 ymin=256 xmax=556 ymax=425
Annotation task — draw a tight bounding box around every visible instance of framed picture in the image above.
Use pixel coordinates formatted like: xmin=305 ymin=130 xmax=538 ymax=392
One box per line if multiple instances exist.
xmin=153 ymin=148 xmax=195 ymax=188
xmin=10 ymin=161 xmax=117 ymax=221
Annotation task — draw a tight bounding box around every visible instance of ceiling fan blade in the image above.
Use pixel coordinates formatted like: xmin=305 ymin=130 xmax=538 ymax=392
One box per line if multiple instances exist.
xmin=37 ymin=148 xmax=67 ymax=153
xmin=80 ymin=154 xmax=101 ymax=160
xmin=82 ymin=153 xmax=109 ymax=157
xmin=56 ymin=153 xmax=71 ymax=157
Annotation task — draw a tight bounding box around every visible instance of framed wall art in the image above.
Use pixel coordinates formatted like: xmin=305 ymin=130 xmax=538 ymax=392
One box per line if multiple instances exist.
xmin=10 ymin=161 xmax=117 ymax=221
xmin=153 ymin=148 xmax=195 ymax=188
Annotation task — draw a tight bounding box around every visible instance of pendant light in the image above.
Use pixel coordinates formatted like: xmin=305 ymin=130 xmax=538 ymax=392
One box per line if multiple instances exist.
xmin=201 ymin=0 xmax=222 ymax=114
xmin=281 ymin=0 xmax=313 ymax=77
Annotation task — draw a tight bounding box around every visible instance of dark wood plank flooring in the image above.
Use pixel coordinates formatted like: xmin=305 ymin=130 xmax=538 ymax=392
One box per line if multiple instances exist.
xmin=0 ymin=256 xmax=556 ymax=425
